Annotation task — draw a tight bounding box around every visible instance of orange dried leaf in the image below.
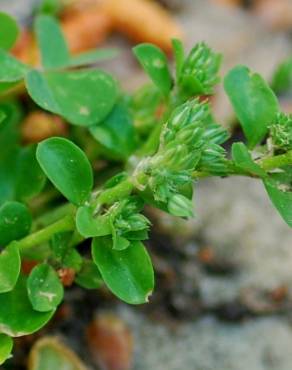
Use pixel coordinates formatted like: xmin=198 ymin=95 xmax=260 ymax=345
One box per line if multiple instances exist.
xmin=101 ymin=0 xmax=183 ymax=53
xmin=61 ymin=6 xmax=112 ymax=53
xmin=87 ymin=313 xmax=133 ymax=370
xmin=21 ymin=111 xmax=67 ymax=144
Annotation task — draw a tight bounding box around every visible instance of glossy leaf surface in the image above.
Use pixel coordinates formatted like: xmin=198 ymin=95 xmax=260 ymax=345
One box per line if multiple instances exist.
xmin=37 ymin=137 xmax=93 ymax=205
xmin=0 ymin=201 xmax=32 ymax=246
xmin=27 ymin=264 xmax=64 ymax=312
xmin=25 ymin=69 xmax=118 ymax=126
xmin=0 ymin=243 xmax=20 ymax=293
xmin=92 ymin=237 xmax=154 ymax=304
xmin=224 ymin=66 xmax=279 ymax=148
xmin=0 ymin=275 xmax=54 ymax=337
xmin=133 ymin=43 xmax=172 ymax=95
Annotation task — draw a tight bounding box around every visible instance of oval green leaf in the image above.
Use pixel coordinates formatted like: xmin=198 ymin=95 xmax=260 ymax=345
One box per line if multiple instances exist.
xmin=0 ymin=243 xmax=20 ymax=293
xmin=0 ymin=12 xmax=19 ymax=50
xmin=36 ymin=137 xmax=93 ymax=205
xmin=133 ymin=43 xmax=172 ymax=96
xmin=35 ymin=15 xmax=70 ymax=69
xmin=224 ymin=65 xmax=279 ymax=148
xmin=92 ymin=237 xmax=154 ymax=304
xmin=0 ymin=201 xmax=32 ymax=247
xmin=0 ymin=275 xmax=55 ymax=337
xmin=76 ymin=206 xmax=111 ymax=238
xmin=27 ymin=263 xmax=64 ymax=312
xmin=0 ymin=334 xmax=13 ymax=365
xmin=25 ymin=69 xmax=118 ymax=126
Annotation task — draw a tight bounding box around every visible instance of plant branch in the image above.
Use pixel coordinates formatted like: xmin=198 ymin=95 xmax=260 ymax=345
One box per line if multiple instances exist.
xmin=14 ymin=214 xmax=75 ymax=252
xmin=258 ymin=150 xmax=292 ymax=171
xmin=93 ymin=178 xmax=134 ymax=208
xmin=12 ymin=150 xmax=292 ymax=254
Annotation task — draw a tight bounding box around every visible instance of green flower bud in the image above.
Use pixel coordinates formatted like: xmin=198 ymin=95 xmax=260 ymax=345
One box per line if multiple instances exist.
xmin=126 ymin=214 xmax=150 ymax=231
xmin=168 ymin=103 xmax=192 ymax=129
xmin=168 ymin=194 xmax=194 ymax=218
xmin=176 ymin=127 xmax=204 ymax=148
xmin=198 ymin=144 xmax=228 ymax=175
xmin=202 ymin=124 xmax=229 ymax=145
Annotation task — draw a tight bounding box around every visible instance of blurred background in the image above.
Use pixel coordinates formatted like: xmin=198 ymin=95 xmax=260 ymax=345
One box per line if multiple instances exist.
xmin=2 ymin=0 xmax=292 ymax=369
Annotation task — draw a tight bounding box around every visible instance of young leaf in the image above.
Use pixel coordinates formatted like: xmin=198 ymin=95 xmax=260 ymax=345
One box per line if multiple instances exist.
xmin=232 ymin=142 xmax=266 ymax=177
xmin=0 ymin=275 xmax=55 ymax=337
xmin=0 ymin=334 xmax=13 ymax=365
xmin=90 ymin=100 xmax=137 ymax=159
xmin=35 ymin=15 xmax=70 ymax=69
xmin=69 ymin=48 xmax=119 ymax=67
xmin=36 ymin=137 xmax=93 ymax=205
xmin=25 ymin=69 xmax=118 ymax=126
xmin=167 ymin=194 xmax=194 ymax=218
xmin=264 ymin=178 xmax=292 ymax=227
xmin=0 ymin=12 xmax=19 ymax=50
xmin=0 ymin=243 xmax=20 ymax=293
xmin=0 ymin=50 xmax=29 ymax=82
xmin=92 ymin=237 xmax=154 ymax=304
xmin=133 ymin=43 xmax=172 ymax=96
xmin=111 ymin=232 xmax=130 ymax=251
xmin=0 ymin=201 xmax=32 ymax=246
xmin=76 ymin=206 xmax=111 ymax=238
xmin=75 ymin=259 xmax=103 ymax=289
xmin=27 ymin=263 xmax=64 ymax=312
xmin=224 ymin=65 xmax=279 ymax=148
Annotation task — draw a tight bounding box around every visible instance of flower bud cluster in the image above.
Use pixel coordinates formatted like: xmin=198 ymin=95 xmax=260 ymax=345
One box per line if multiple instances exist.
xmin=107 ymin=196 xmax=151 ymax=250
xmin=178 ymin=42 xmax=222 ymax=96
xmin=269 ymin=112 xmax=292 ymax=151
xmin=135 ymin=99 xmax=229 ymax=214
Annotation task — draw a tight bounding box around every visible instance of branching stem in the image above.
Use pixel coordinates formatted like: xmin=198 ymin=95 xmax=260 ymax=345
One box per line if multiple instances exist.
xmin=11 ymin=150 xmax=292 ymax=253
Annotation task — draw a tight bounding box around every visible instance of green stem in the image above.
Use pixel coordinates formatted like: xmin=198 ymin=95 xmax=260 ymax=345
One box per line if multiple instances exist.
xmin=14 ymin=214 xmax=75 ymax=252
xmin=13 ymin=179 xmax=133 ymax=253
xmin=192 ymin=151 xmax=292 ymax=179
xmin=13 ymin=149 xmax=292 ymax=253
xmin=258 ymin=150 xmax=292 ymax=171
xmin=94 ymin=178 xmax=134 ymax=207
xmin=32 ymin=203 xmax=75 ymax=230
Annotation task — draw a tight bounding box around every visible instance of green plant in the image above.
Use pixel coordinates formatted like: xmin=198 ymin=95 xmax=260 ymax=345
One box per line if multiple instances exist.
xmin=1 ymin=11 xmax=292 ymax=364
